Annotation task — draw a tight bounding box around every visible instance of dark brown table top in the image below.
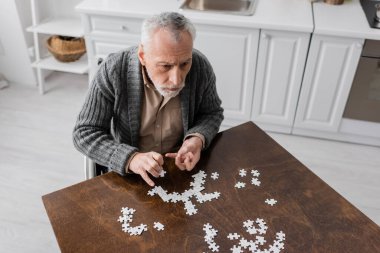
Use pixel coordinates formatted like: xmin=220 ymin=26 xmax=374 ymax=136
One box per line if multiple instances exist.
xmin=42 ymin=122 xmax=380 ymax=253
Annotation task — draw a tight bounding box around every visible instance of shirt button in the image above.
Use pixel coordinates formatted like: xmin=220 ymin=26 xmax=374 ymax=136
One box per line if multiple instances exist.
xmin=155 ymin=143 xmax=159 ymax=147
xmin=156 ymin=124 xmax=160 ymax=128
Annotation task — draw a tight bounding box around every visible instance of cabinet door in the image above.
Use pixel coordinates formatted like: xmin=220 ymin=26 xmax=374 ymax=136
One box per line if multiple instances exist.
xmin=83 ymin=14 xmax=143 ymax=81
xmin=194 ymin=24 xmax=259 ymax=128
xmin=86 ymin=36 xmax=139 ymax=80
xmin=252 ymin=30 xmax=310 ymax=133
xmin=293 ymin=35 xmax=363 ymax=132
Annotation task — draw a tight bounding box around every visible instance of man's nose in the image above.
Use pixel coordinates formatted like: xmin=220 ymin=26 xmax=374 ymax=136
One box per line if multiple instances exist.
xmin=169 ymin=67 xmax=182 ymax=86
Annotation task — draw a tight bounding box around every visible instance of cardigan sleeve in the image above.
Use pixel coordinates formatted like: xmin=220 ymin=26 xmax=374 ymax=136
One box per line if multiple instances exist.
xmin=185 ymin=51 xmax=224 ymax=149
xmin=72 ymin=55 xmax=138 ymax=176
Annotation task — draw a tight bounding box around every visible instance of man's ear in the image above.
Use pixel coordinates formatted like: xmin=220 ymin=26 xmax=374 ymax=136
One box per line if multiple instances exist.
xmin=138 ymin=44 xmax=145 ymax=66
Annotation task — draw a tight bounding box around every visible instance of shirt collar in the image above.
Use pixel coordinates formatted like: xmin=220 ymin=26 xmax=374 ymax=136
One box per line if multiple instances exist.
xmin=141 ymin=66 xmax=155 ymax=90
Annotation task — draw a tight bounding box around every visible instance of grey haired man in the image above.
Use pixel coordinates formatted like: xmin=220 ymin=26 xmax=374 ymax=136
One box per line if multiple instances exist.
xmin=73 ymin=12 xmax=223 ymax=186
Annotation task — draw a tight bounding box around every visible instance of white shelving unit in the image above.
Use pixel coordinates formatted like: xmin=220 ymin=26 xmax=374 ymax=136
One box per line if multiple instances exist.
xmin=27 ymin=0 xmax=88 ymax=94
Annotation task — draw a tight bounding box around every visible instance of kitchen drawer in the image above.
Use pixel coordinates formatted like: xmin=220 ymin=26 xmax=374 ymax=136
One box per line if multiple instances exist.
xmin=89 ymin=38 xmax=139 ymax=58
xmin=87 ymin=38 xmax=136 ymax=80
xmin=90 ymin=15 xmax=143 ymax=35
xmin=95 ymin=41 xmax=128 ymax=58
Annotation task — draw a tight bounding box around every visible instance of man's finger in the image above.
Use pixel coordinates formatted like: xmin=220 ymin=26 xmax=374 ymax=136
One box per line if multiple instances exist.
xmin=186 ymin=152 xmax=194 ymax=162
xmin=146 ymin=160 xmax=161 ymax=177
xmin=175 ymin=155 xmax=186 ymax=170
xmin=139 ymin=170 xmax=155 ymax=187
xmin=151 ymin=152 xmax=164 ymax=166
xmin=147 ymin=166 xmax=160 ymax=178
xmin=178 ymin=147 xmax=190 ymax=156
xmin=183 ymin=155 xmax=192 ymax=171
xmin=165 ymin=153 xmax=177 ymax=158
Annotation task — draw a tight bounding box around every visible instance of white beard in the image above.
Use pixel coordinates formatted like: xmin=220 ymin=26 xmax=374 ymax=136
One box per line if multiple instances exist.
xmin=155 ymin=84 xmax=184 ymax=98
xmin=145 ymin=68 xmax=185 ymax=98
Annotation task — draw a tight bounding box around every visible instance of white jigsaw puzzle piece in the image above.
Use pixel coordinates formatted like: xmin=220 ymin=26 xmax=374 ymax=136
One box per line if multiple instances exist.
xmin=265 ymin=198 xmax=277 ymax=206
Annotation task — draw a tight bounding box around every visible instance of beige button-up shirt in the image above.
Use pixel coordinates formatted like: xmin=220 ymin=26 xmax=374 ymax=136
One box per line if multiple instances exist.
xmin=139 ymin=68 xmax=183 ymax=153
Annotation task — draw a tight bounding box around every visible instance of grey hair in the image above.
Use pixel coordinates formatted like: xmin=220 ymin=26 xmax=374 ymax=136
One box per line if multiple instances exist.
xmin=141 ymin=12 xmax=196 ymax=49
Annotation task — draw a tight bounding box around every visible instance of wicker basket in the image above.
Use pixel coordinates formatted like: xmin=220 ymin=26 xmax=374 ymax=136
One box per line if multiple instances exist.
xmin=323 ymin=0 xmax=344 ymax=5
xmin=46 ymin=35 xmax=86 ymax=62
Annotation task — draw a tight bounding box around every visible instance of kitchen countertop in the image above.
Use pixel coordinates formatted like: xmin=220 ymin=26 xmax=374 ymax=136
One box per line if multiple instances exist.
xmin=76 ymin=0 xmax=380 ymax=40
xmin=313 ymin=0 xmax=380 ymax=40
xmin=75 ymin=0 xmax=314 ymax=33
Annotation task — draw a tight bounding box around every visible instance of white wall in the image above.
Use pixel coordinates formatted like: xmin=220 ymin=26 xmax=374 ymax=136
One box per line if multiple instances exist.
xmin=15 ymin=0 xmax=34 ymax=49
xmin=0 ymin=0 xmax=36 ymax=86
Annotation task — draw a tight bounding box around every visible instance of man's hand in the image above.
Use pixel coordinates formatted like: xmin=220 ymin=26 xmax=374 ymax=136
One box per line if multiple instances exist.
xmin=165 ymin=136 xmax=202 ymax=171
xmin=128 ymin=151 xmax=164 ymax=187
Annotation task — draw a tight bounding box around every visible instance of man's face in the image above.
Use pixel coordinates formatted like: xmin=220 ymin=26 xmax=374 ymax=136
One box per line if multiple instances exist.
xmin=138 ymin=29 xmax=193 ymax=98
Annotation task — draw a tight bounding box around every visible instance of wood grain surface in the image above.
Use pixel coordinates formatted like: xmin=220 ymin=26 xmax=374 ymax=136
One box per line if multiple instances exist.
xmin=42 ymin=122 xmax=380 ymax=253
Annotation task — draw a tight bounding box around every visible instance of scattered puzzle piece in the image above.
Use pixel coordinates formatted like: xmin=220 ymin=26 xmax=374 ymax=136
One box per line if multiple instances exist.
xmin=227 ymin=233 xmax=240 ymax=240
xmin=153 ymin=222 xmax=164 ymax=231
xmin=239 ymin=169 xmax=247 ymax=177
xmin=159 ymin=169 xmax=167 ymax=177
xmin=251 ymin=178 xmax=261 ymax=186
xmin=255 ymin=235 xmax=266 ymax=245
xmin=147 ymin=188 xmax=157 ymax=196
xmin=265 ymin=198 xmax=277 ymax=206
xmin=239 ymin=238 xmax=250 ymax=249
xmin=235 ymin=182 xmax=246 ymax=189
xmin=276 ymin=231 xmax=286 ymax=241
xmin=211 ymin=172 xmax=219 ymax=180
xmin=251 ymin=169 xmax=260 ymax=177
xmin=230 ymin=245 xmax=243 ymax=253
xmin=246 ymin=227 xmax=257 ymax=235
xmin=243 ymin=220 xmax=254 ymax=228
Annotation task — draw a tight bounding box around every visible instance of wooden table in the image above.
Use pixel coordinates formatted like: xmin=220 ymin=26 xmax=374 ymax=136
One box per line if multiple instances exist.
xmin=42 ymin=122 xmax=380 ymax=252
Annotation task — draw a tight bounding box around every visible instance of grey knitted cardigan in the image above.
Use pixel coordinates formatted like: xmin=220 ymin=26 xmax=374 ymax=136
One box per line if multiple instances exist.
xmin=73 ymin=46 xmax=224 ymax=176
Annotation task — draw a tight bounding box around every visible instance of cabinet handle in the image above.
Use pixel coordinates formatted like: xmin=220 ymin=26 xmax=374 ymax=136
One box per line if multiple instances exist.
xmin=120 ymin=25 xmax=128 ymax=31
xmin=97 ymin=58 xmax=104 ymax=66
xmin=262 ymin=33 xmax=269 ymax=39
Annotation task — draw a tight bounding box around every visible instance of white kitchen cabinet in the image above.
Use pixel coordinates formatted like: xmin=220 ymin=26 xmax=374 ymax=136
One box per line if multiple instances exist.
xmin=80 ymin=14 xmax=143 ymax=80
xmin=79 ymin=10 xmax=260 ymax=129
xmin=27 ymin=0 xmax=88 ymax=94
xmin=251 ymin=29 xmax=310 ymax=133
xmin=193 ymin=24 xmax=259 ymax=128
xmin=293 ymin=35 xmax=363 ymax=132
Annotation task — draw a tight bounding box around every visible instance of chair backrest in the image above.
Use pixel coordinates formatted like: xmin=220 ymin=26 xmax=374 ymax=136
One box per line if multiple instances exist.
xmin=84 ymin=157 xmax=109 ymax=179
xmin=84 ymin=156 xmax=96 ymax=180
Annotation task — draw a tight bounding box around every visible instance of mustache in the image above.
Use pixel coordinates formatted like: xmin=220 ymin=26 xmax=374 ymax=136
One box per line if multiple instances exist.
xmin=155 ymin=82 xmax=185 ymax=98
xmin=158 ymin=83 xmax=185 ymax=89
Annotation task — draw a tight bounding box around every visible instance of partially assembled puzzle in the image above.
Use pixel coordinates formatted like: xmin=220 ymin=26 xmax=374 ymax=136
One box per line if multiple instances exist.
xmin=117 ymin=167 xmax=285 ymax=252
xmin=147 ymin=170 xmax=221 ymax=215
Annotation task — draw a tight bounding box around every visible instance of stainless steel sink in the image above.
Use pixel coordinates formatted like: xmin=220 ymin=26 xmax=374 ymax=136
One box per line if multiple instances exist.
xmin=180 ymin=0 xmax=256 ymax=16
